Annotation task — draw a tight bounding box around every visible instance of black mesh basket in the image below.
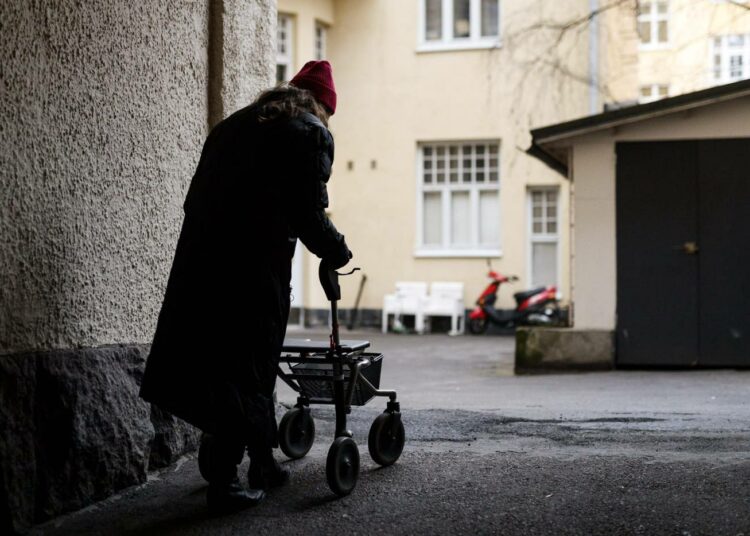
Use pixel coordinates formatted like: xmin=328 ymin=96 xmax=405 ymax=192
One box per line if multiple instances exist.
xmin=291 ymin=353 xmax=383 ymax=406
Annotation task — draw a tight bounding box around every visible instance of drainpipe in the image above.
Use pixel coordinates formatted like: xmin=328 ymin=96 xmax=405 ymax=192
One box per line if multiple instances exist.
xmin=208 ymin=0 xmax=225 ymax=129
xmin=589 ymin=0 xmax=599 ymax=114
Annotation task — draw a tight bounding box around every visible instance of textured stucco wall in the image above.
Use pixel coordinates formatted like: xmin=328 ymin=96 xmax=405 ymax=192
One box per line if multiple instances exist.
xmin=1 ymin=0 xmax=208 ymax=354
xmin=0 ymin=0 xmax=275 ymax=530
xmin=0 ymin=0 xmax=274 ymax=355
xmin=222 ymin=0 xmax=276 ymax=118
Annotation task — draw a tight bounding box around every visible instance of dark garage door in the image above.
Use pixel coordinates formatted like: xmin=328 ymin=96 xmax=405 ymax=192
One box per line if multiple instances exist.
xmin=616 ymin=139 xmax=750 ymax=367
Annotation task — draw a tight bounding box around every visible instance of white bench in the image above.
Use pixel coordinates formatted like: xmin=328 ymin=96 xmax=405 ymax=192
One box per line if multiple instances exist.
xmin=382 ymin=281 xmax=465 ymax=335
xmin=421 ymin=282 xmax=465 ymax=336
xmin=382 ymin=282 xmax=428 ymax=333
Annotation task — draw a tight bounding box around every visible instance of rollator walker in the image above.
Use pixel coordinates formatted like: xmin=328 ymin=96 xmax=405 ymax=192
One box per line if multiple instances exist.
xmin=199 ymin=261 xmax=405 ymax=496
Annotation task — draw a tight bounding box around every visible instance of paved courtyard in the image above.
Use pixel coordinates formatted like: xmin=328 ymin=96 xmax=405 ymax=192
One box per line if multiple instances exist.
xmin=34 ymin=330 xmax=750 ymax=535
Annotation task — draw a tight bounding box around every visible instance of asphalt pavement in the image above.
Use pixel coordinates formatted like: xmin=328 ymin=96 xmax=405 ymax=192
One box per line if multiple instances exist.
xmin=33 ymin=330 xmax=750 ymax=535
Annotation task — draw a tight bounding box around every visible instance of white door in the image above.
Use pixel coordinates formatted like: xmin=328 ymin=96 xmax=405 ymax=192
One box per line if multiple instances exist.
xmin=289 ymin=240 xmax=305 ymax=327
xmin=527 ymin=188 xmax=559 ymax=289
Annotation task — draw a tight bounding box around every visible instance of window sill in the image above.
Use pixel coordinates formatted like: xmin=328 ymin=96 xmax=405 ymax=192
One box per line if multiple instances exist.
xmin=414 ymin=248 xmax=502 ymax=259
xmin=417 ymin=40 xmax=501 ymax=53
xmin=638 ymin=42 xmax=672 ymax=52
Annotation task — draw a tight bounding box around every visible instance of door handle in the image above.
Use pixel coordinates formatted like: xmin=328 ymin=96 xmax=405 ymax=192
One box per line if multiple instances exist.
xmin=673 ymin=241 xmax=699 ymax=255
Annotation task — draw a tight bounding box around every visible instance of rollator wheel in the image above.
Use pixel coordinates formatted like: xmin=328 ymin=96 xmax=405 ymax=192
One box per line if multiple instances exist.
xmin=278 ymin=407 xmax=315 ymax=460
xmin=368 ymin=412 xmax=405 ymax=466
xmin=468 ymin=317 xmax=488 ymax=334
xmin=198 ymin=432 xmax=215 ymax=483
xmin=326 ymin=437 xmax=360 ymax=496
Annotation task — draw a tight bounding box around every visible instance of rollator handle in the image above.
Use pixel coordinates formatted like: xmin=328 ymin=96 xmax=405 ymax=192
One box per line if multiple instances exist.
xmin=318 ymin=261 xmax=361 ymax=302
xmin=319 ymin=261 xmax=341 ymax=302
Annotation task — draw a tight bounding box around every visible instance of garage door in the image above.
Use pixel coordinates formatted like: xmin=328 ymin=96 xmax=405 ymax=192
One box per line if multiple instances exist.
xmin=616 ymin=140 xmax=750 ymax=367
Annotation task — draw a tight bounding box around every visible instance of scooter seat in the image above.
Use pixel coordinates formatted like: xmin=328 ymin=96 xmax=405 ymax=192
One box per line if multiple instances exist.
xmin=513 ymin=287 xmax=546 ymax=303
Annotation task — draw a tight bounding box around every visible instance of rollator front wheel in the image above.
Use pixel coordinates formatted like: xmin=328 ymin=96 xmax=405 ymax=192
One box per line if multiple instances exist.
xmin=368 ymin=412 xmax=405 ymax=466
xmin=468 ymin=317 xmax=488 ymax=334
xmin=198 ymin=432 xmax=215 ymax=483
xmin=279 ymin=407 xmax=315 ymax=460
xmin=326 ymin=437 xmax=360 ymax=496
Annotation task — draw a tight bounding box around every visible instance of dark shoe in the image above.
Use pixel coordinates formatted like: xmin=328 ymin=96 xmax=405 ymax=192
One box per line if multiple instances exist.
xmin=207 ymin=477 xmax=265 ymax=514
xmin=247 ymin=457 xmax=290 ymax=490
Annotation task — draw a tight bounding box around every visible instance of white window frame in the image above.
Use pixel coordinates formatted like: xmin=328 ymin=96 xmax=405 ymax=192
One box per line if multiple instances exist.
xmin=276 ymin=13 xmax=294 ymax=83
xmin=711 ymin=34 xmax=750 ymax=85
xmin=637 ymin=0 xmax=670 ymax=50
xmin=418 ymin=0 xmax=501 ymax=53
xmin=526 ymin=187 xmax=561 ymax=289
xmin=415 ymin=141 xmax=502 ymax=258
xmin=315 ymin=21 xmax=328 ymax=60
xmin=638 ymin=84 xmax=669 ymax=103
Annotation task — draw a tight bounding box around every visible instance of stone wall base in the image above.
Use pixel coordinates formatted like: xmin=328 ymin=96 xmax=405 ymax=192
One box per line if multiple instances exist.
xmin=515 ymin=327 xmax=615 ymax=373
xmin=304 ymin=308 xmax=382 ymax=330
xmin=0 ymin=345 xmax=199 ymax=533
xmin=303 ymin=308 xmax=473 ymax=334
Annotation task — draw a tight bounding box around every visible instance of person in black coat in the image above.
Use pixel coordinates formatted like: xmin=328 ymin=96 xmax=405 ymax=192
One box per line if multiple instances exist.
xmin=140 ymin=61 xmax=351 ymax=512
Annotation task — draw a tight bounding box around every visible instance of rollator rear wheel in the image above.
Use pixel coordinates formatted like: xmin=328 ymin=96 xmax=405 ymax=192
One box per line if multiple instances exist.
xmin=368 ymin=412 xmax=405 ymax=466
xmin=279 ymin=407 xmax=316 ymax=460
xmin=198 ymin=433 xmax=215 ymax=483
xmin=326 ymin=437 xmax=360 ymax=496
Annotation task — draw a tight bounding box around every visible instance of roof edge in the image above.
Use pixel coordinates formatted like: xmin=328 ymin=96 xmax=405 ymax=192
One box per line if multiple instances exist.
xmin=526 ymin=143 xmax=568 ymax=177
xmin=530 ymin=79 xmax=750 ymax=145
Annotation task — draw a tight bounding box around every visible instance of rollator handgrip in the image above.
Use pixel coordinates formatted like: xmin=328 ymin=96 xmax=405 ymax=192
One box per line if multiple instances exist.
xmin=319 ymin=260 xmax=341 ymax=302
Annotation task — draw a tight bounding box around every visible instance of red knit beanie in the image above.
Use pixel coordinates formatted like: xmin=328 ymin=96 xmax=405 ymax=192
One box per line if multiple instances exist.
xmin=289 ymin=60 xmax=337 ymax=115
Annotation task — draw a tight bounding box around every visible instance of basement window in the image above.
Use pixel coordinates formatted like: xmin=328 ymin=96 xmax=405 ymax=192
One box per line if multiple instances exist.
xmin=712 ymin=34 xmax=750 ymax=85
xmin=639 ymin=84 xmax=669 ymax=103
xmin=315 ymin=22 xmax=328 ymax=60
xmin=637 ymin=0 xmax=669 ymax=48
xmin=277 ymin=14 xmax=294 ymax=83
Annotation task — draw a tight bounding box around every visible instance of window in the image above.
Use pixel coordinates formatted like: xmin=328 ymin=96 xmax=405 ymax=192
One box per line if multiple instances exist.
xmin=639 ymin=84 xmax=669 ymax=103
xmin=528 ymin=188 xmax=559 ymax=288
xmin=315 ymin=22 xmax=328 ymax=60
xmin=712 ymin=34 xmax=750 ymax=84
xmin=277 ymin=14 xmax=293 ymax=83
xmin=637 ymin=1 xmax=669 ymax=47
xmin=417 ymin=142 xmax=501 ymax=255
xmin=420 ymin=0 xmax=500 ymax=51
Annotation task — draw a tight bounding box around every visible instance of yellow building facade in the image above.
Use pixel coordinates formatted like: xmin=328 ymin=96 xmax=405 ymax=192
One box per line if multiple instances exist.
xmin=275 ymin=0 xmax=750 ymax=326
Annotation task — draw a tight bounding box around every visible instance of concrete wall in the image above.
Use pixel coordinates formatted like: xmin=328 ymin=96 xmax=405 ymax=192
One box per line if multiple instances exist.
xmin=567 ymin=95 xmax=750 ymax=329
xmin=599 ymin=0 xmax=639 ymax=104
xmin=1 ymin=0 xmax=274 ymax=355
xmin=0 ymin=0 xmax=274 ymax=530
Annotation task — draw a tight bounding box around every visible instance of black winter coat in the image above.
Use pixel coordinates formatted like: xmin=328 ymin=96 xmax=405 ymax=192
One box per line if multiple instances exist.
xmin=140 ymin=107 xmax=350 ymax=447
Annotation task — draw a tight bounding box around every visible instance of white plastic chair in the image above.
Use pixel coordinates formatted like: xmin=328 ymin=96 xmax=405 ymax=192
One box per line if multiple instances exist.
xmin=382 ymin=282 xmax=428 ymax=333
xmin=422 ymin=282 xmax=465 ymax=335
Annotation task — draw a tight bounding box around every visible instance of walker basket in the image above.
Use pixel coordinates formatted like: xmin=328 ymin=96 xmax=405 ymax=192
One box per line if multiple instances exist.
xmin=291 ymin=353 xmax=383 ymax=406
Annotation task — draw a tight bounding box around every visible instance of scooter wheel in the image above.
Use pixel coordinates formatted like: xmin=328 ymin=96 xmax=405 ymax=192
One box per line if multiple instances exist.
xmin=468 ymin=317 xmax=488 ymax=334
xmin=368 ymin=412 xmax=405 ymax=466
xmin=326 ymin=436 xmax=360 ymax=497
xmin=198 ymin=432 xmax=215 ymax=483
xmin=279 ymin=407 xmax=315 ymax=460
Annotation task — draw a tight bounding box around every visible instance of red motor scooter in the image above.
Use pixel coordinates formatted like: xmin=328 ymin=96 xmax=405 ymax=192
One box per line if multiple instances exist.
xmin=468 ymin=263 xmax=561 ymax=334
